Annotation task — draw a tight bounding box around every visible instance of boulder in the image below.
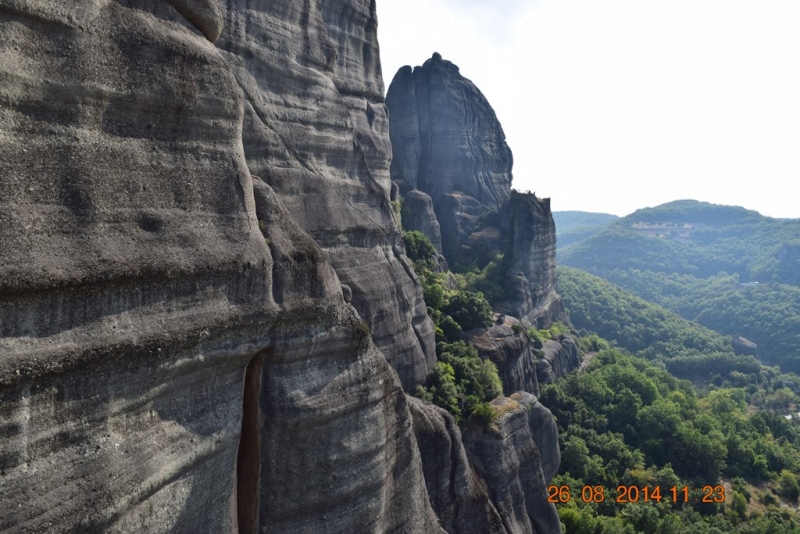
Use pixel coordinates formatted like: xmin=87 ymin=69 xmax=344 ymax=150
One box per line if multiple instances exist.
xmin=537 ymin=337 xmax=582 ymax=385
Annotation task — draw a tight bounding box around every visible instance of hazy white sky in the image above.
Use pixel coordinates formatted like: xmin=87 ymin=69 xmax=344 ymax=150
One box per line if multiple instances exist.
xmin=376 ymin=0 xmax=800 ymax=218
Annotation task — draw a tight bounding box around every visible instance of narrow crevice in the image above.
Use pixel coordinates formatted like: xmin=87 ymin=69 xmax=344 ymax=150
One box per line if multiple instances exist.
xmin=237 ymin=353 xmax=263 ymax=534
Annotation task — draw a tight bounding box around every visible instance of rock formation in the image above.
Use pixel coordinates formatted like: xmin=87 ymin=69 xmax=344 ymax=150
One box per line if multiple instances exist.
xmin=463 ymin=397 xmax=563 ymax=534
xmin=402 ymin=189 xmax=444 ymax=253
xmin=1 ymin=5 xmax=566 ymax=534
xmin=0 ymin=2 xmax=441 ymax=532
xmin=387 ymin=53 xmax=513 ymax=260
xmin=466 ymin=314 xmax=540 ymax=398
xmin=537 ymin=337 xmax=582 ymax=386
xmin=217 ymin=0 xmax=436 ymax=391
xmin=499 ymin=192 xmax=569 ymax=329
xmin=408 ymin=398 xmax=506 ymax=533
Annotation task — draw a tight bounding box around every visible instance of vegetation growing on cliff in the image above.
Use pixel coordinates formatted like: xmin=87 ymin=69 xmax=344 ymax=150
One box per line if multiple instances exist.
xmin=404 ymin=231 xmax=501 ymax=424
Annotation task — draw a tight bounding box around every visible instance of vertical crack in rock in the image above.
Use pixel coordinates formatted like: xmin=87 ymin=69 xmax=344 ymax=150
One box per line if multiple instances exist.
xmin=237 ymin=353 xmax=263 ymax=534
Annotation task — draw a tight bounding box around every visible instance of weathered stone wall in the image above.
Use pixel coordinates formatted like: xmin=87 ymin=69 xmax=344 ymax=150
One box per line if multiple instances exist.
xmin=216 ymin=0 xmax=436 ymax=391
xmin=0 ymin=2 xmax=441 ymax=531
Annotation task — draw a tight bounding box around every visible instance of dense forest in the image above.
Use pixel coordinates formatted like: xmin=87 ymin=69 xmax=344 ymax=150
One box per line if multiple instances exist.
xmin=557 ymin=200 xmax=800 ymax=373
xmin=550 ymin=265 xmax=800 ymax=532
xmin=404 ymin=200 xmax=800 ymax=532
xmin=543 ymin=348 xmax=800 ymax=533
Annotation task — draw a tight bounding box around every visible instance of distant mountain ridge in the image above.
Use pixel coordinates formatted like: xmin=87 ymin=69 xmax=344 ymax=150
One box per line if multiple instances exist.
xmin=560 ymin=199 xmax=800 ymax=284
xmin=558 ymin=199 xmax=800 ymax=373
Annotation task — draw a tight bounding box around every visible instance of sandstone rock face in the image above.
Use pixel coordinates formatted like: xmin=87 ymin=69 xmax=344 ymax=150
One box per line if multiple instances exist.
xmin=463 ymin=397 xmax=563 ymax=534
xmin=537 ymin=336 xmax=582 ymax=385
xmin=466 ymin=315 xmax=540 ymax=398
xmin=408 ymin=397 xmax=505 ymax=534
xmin=0 ymin=2 xmax=441 ymax=532
xmin=402 ymin=189 xmax=444 ymax=253
xmin=500 ymin=192 xmax=569 ymax=329
xmin=387 ymin=53 xmax=513 ymax=260
xmin=216 ymin=0 xmax=436 ymax=391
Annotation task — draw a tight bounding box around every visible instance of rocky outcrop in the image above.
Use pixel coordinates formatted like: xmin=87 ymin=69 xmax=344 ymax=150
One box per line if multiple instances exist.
xmin=732 ymin=336 xmax=758 ymax=357
xmin=402 ymin=189 xmax=444 ymax=253
xmin=217 ymin=0 xmax=436 ymax=391
xmin=463 ymin=397 xmax=563 ymax=534
xmin=387 ymin=53 xmax=513 ymax=260
xmin=408 ymin=398 xmax=505 ymax=534
xmin=499 ymin=192 xmax=569 ymax=329
xmin=537 ymin=337 xmax=582 ymax=385
xmin=0 ymin=2 xmax=442 ymax=532
xmin=510 ymin=392 xmax=561 ymax=484
xmin=466 ymin=315 xmax=540 ymax=398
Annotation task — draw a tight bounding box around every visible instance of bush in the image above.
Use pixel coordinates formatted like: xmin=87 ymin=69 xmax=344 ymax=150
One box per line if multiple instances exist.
xmin=403 ymin=231 xmax=437 ymax=268
xmin=443 ymin=290 xmax=493 ymax=331
xmin=417 ymin=341 xmax=502 ymax=426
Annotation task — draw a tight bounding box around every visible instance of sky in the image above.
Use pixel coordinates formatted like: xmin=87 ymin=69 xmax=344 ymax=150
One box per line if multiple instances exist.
xmin=376 ymin=0 xmax=800 ymax=219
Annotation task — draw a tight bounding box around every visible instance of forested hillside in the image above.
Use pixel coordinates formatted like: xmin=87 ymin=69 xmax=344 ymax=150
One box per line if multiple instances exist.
xmin=543 ymin=349 xmax=800 ymax=533
xmin=557 ymin=200 xmax=800 ymax=373
xmin=553 ymin=211 xmax=619 ymax=249
xmin=557 ymin=267 xmax=762 ymax=381
xmin=550 ymin=266 xmax=800 ymax=532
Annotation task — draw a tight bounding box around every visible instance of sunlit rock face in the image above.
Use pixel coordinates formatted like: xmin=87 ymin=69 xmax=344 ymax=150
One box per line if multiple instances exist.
xmin=0 ymin=2 xmax=440 ymax=532
xmin=387 ymin=53 xmax=513 ymax=261
xmin=215 ymin=0 xmax=436 ymax=392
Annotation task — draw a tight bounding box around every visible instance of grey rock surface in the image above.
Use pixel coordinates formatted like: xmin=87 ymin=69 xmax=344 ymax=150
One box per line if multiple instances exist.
xmin=402 ymin=189 xmax=444 ymax=253
xmin=456 ymin=225 xmax=506 ymax=269
xmin=466 ymin=314 xmax=540 ymax=398
xmin=408 ymin=397 xmax=505 ymax=534
xmin=499 ymin=192 xmax=569 ymax=329
xmin=387 ymin=53 xmax=513 ymax=261
xmin=463 ymin=397 xmax=563 ymax=534
xmin=217 ymin=0 xmax=436 ymax=391
xmin=510 ymin=392 xmax=561 ymax=485
xmin=537 ymin=336 xmax=582 ymax=385
xmin=0 ymin=2 xmax=442 ymax=532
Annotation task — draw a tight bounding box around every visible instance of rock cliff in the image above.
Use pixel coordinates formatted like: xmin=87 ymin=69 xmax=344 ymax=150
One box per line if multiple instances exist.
xmin=0 ymin=4 xmax=568 ymax=533
xmin=216 ymin=0 xmax=436 ymax=391
xmin=499 ymin=192 xmax=569 ymax=329
xmin=466 ymin=314 xmax=540 ymax=398
xmin=0 ymin=2 xmax=441 ymax=532
xmin=387 ymin=53 xmax=513 ymax=260
xmin=463 ymin=397 xmax=563 ymax=534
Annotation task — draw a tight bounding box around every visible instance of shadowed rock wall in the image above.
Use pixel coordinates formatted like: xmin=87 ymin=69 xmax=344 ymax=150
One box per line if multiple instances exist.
xmin=0 ymin=1 xmax=441 ymax=532
xmin=500 ymin=192 xmax=569 ymax=329
xmin=387 ymin=53 xmax=513 ymax=260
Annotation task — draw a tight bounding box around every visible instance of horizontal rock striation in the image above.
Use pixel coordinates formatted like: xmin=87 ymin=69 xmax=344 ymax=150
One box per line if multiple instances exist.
xmin=216 ymin=0 xmax=435 ymax=391
xmin=387 ymin=53 xmax=513 ymax=260
xmin=0 ymin=2 xmax=441 ymax=532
